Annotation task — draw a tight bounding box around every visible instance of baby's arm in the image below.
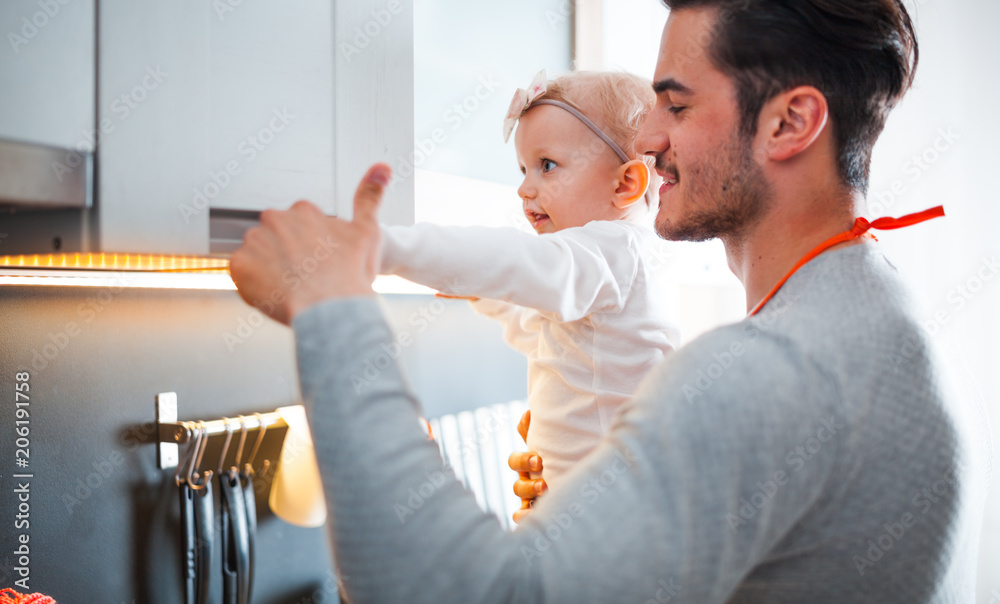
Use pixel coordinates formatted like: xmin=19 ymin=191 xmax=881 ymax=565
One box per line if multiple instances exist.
xmin=380 ymin=222 xmax=639 ymax=322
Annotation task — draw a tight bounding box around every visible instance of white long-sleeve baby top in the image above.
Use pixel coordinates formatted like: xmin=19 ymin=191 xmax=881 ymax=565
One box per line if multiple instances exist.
xmin=379 ymin=219 xmax=681 ymax=487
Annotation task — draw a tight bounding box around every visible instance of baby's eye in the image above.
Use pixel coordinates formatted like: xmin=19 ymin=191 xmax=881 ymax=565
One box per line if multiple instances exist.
xmin=541 ymin=159 xmax=557 ymax=173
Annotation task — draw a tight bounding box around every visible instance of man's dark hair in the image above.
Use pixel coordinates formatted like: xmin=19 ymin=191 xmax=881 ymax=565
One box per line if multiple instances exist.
xmin=662 ymin=0 xmax=918 ymax=194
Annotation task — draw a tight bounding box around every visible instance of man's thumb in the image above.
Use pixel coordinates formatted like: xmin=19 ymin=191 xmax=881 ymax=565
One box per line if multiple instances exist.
xmin=354 ymin=163 xmax=392 ymax=224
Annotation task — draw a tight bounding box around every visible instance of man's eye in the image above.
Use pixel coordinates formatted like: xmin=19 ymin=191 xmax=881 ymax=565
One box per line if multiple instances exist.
xmin=668 ymin=105 xmax=687 ymax=115
xmin=542 ymin=159 xmax=557 ymax=172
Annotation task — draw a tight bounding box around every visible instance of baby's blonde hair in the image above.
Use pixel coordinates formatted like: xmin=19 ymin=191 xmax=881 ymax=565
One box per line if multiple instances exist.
xmin=537 ymin=71 xmax=657 ymax=190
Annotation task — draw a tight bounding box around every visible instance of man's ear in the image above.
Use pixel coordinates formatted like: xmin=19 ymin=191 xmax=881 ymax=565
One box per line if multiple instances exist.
xmin=758 ymin=86 xmax=829 ymax=162
xmin=614 ymin=160 xmax=650 ymax=209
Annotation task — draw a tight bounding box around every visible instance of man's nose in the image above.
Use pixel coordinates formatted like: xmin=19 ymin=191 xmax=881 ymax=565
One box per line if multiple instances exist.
xmin=636 ymin=112 xmax=669 ymax=160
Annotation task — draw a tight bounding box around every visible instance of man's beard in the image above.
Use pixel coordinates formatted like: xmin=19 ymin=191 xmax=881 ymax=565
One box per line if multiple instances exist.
xmin=654 ymin=133 xmax=771 ymax=243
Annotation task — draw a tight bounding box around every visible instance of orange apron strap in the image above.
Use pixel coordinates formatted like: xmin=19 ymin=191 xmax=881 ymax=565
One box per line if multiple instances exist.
xmin=869 ymin=205 xmax=945 ymax=231
xmin=749 ymin=206 xmax=945 ymax=316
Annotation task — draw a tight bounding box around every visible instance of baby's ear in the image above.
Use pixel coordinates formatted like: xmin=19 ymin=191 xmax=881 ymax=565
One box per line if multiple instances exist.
xmin=613 ymin=160 xmax=650 ymax=209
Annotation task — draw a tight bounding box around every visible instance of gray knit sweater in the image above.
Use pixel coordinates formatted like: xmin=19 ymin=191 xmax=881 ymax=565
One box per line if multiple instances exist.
xmin=294 ymin=241 xmax=991 ymax=603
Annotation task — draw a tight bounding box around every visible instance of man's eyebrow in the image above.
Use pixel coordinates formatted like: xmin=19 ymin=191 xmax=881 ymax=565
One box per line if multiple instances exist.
xmin=652 ymin=78 xmax=694 ymax=96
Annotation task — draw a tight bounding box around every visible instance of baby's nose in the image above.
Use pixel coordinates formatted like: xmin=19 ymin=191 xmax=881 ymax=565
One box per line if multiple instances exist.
xmin=517 ymin=179 xmax=535 ymax=202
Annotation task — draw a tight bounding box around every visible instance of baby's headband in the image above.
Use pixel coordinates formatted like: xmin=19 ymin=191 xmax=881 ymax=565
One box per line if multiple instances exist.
xmin=503 ymin=70 xmax=653 ymax=206
xmin=503 ymin=70 xmax=630 ymax=165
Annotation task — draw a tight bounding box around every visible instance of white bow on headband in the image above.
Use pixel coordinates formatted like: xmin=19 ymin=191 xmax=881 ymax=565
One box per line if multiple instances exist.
xmin=503 ymin=70 xmax=549 ymax=143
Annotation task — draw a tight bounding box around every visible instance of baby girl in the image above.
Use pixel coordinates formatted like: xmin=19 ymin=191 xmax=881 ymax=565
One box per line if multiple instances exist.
xmin=379 ymin=70 xmax=681 ymax=508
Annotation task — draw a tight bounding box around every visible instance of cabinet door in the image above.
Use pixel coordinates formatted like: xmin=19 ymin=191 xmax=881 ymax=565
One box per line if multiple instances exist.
xmin=0 ymin=0 xmax=95 ymax=151
xmin=205 ymin=0 xmax=334 ymax=216
xmin=97 ymin=0 xmax=212 ymax=254
xmin=331 ymin=1 xmax=414 ymax=226
xmin=206 ymin=0 xmax=414 ymax=226
xmin=0 ymin=0 xmax=95 ymax=214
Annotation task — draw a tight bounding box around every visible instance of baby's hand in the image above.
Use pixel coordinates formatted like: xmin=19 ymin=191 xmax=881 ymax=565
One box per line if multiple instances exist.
xmin=508 ymin=451 xmax=546 ymax=523
xmin=509 ymin=410 xmax=547 ymax=524
xmin=516 ymin=409 xmax=530 ymax=444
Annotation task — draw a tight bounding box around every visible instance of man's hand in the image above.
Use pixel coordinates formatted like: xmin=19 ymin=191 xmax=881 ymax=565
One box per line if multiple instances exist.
xmin=508 ymin=410 xmax=547 ymax=524
xmin=229 ymin=163 xmax=392 ymax=325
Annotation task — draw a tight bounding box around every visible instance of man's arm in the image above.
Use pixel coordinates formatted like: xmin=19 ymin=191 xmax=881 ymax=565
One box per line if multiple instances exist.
xmin=381 ymin=222 xmax=639 ymax=322
xmin=297 ymin=296 xmax=843 ymax=603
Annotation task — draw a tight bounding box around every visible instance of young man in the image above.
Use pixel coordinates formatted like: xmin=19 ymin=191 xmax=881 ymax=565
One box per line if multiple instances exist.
xmin=230 ymin=1 xmax=990 ymax=602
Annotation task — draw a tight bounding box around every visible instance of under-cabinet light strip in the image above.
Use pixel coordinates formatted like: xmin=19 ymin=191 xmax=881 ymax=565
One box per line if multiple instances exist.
xmin=0 ymin=268 xmax=435 ymax=294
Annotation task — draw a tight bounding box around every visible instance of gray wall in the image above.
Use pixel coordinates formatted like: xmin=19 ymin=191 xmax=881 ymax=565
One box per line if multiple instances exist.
xmin=0 ymin=284 xmax=524 ymax=601
xmin=380 ymin=295 xmax=527 ymax=418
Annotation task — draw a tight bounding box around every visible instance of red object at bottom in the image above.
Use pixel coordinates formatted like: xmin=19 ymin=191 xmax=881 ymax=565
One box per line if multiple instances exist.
xmin=0 ymin=589 xmax=56 ymax=604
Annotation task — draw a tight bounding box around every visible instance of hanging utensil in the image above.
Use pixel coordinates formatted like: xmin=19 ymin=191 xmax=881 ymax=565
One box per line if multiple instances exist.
xmin=187 ymin=421 xmax=214 ymax=604
xmin=241 ymin=413 xmax=268 ymax=604
xmin=218 ymin=418 xmax=250 ymax=604
xmin=240 ymin=469 xmax=257 ymax=604
xmin=175 ymin=424 xmax=199 ymax=604
xmin=221 ymin=470 xmax=251 ymax=604
xmin=233 ymin=416 xmax=257 ymax=604
xmin=178 ymin=483 xmax=196 ymax=603
xmin=192 ymin=477 xmax=214 ymax=604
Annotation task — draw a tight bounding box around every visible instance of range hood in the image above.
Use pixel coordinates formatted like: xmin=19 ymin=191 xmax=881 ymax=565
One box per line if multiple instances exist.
xmin=0 ymin=0 xmax=414 ymax=265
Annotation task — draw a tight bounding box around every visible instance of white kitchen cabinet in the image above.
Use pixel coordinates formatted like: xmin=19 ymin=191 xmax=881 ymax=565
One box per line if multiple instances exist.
xmin=0 ymin=0 xmax=96 ymax=152
xmin=98 ymin=0 xmax=414 ymax=255
xmin=0 ymin=0 xmax=414 ymax=256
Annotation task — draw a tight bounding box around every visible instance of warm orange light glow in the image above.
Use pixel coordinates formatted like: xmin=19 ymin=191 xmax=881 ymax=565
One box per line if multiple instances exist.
xmin=0 ymin=253 xmax=230 ymax=272
xmin=0 ymin=254 xmax=438 ymax=293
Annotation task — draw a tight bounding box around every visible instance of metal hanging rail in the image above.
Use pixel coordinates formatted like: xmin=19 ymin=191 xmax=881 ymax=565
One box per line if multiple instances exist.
xmin=160 ymin=413 xmax=287 ymax=445
xmin=154 ymin=391 xmax=289 ymax=470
